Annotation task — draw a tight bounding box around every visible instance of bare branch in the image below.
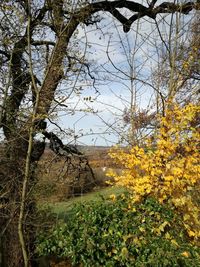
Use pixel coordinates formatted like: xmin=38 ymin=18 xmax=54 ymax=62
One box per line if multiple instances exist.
xmin=31 ymin=40 xmax=55 ymax=46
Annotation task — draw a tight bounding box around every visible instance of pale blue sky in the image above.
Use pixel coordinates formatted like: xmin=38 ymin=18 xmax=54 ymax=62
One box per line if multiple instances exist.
xmin=48 ymin=15 xmax=160 ymax=145
xmin=49 ymin=9 xmax=194 ymax=146
xmin=0 ymin=1 xmax=194 ymax=146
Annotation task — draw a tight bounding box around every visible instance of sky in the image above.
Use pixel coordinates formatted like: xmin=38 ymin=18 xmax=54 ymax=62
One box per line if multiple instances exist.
xmin=1 ymin=2 xmax=156 ymax=146
xmin=49 ymin=8 xmax=178 ymax=146
xmin=0 ymin=0 xmax=195 ymax=146
xmin=56 ymin=4 xmax=195 ymax=147
xmin=48 ymin=11 xmax=169 ymax=146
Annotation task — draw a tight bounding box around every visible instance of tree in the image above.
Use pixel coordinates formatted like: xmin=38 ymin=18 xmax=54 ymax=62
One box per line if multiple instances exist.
xmin=100 ymin=23 xmax=157 ymax=146
xmin=153 ymin=12 xmax=200 ymax=106
xmin=0 ymin=0 xmax=199 ymax=266
xmin=115 ymin=11 xmax=200 ymax=145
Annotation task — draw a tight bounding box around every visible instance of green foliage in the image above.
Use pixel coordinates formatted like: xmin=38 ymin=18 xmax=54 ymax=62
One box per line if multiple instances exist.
xmin=36 ymin=195 xmax=200 ymax=266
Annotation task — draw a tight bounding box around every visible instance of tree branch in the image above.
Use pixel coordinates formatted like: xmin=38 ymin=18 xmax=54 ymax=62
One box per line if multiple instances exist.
xmin=31 ymin=40 xmax=55 ymax=46
xmin=2 ymin=2 xmax=48 ymax=139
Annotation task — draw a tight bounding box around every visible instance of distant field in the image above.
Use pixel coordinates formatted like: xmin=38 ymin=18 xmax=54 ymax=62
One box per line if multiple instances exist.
xmin=42 ymin=145 xmax=119 ymax=168
xmin=35 ymin=145 xmax=121 ymax=202
xmin=39 ymin=186 xmax=126 ymax=218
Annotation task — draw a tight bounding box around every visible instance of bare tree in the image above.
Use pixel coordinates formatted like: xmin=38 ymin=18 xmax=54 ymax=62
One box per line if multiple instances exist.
xmin=106 ymin=10 xmax=200 ymax=145
xmin=98 ymin=21 xmax=159 ymax=145
xmin=0 ymin=0 xmax=199 ymax=266
xmin=153 ymin=12 xmax=200 ymax=107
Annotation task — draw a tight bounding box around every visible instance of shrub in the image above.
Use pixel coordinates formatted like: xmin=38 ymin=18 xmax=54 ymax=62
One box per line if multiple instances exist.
xmin=108 ymin=102 xmax=200 ymax=241
xmin=36 ymin=195 xmax=200 ymax=266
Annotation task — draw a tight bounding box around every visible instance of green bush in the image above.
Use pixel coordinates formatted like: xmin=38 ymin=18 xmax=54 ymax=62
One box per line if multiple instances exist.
xmin=36 ymin=195 xmax=200 ymax=266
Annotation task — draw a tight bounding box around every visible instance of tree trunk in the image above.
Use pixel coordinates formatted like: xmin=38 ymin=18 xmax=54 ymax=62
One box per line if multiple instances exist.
xmin=0 ymin=138 xmax=44 ymax=267
xmin=3 ymin=218 xmax=24 ymax=267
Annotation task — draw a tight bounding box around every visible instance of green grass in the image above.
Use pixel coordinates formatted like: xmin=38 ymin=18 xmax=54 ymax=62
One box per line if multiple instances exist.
xmin=39 ymin=186 xmax=126 ymax=219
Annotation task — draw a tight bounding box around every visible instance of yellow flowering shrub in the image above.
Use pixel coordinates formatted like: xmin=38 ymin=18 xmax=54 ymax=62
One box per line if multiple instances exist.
xmin=108 ymin=101 xmax=200 ymax=241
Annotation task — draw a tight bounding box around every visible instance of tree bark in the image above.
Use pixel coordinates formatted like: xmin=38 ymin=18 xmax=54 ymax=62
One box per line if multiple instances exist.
xmin=0 ymin=137 xmax=45 ymax=267
xmin=0 ymin=154 xmax=24 ymax=267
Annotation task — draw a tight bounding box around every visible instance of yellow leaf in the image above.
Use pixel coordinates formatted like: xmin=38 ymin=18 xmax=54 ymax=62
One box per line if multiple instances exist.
xmin=188 ymin=230 xmax=196 ymax=237
xmin=171 ymin=239 xmax=179 ymax=247
xmin=166 ymin=163 xmax=171 ymax=169
xmin=139 ymin=227 xmax=145 ymax=233
xmin=112 ymin=248 xmax=117 ymax=254
xmin=165 ymin=232 xmax=171 ymax=239
xmin=154 ymin=221 xmax=169 ymax=235
xmin=109 ymin=194 xmax=116 ymax=201
xmin=181 ymin=251 xmax=190 ymax=258
xmin=183 ymin=214 xmax=190 ymax=221
xmin=121 ymin=247 xmax=129 ymax=258
xmin=132 ymin=207 xmax=137 ymax=212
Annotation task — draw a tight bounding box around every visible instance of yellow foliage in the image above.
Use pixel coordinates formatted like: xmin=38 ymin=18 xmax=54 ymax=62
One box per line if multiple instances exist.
xmin=108 ymin=101 xmax=200 ymax=241
xmin=109 ymin=194 xmax=116 ymax=201
xmin=165 ymin=232 xmax=171 ymax=240
xmin=181 ymin=251 xmax=190 ymax=258
xmin=171 ymin=239 xmax=179 ymax=247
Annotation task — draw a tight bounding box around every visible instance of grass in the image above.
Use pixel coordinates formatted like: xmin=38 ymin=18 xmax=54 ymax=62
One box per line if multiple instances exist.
xmin=39 ymin=186 xmax=126 ymax=219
